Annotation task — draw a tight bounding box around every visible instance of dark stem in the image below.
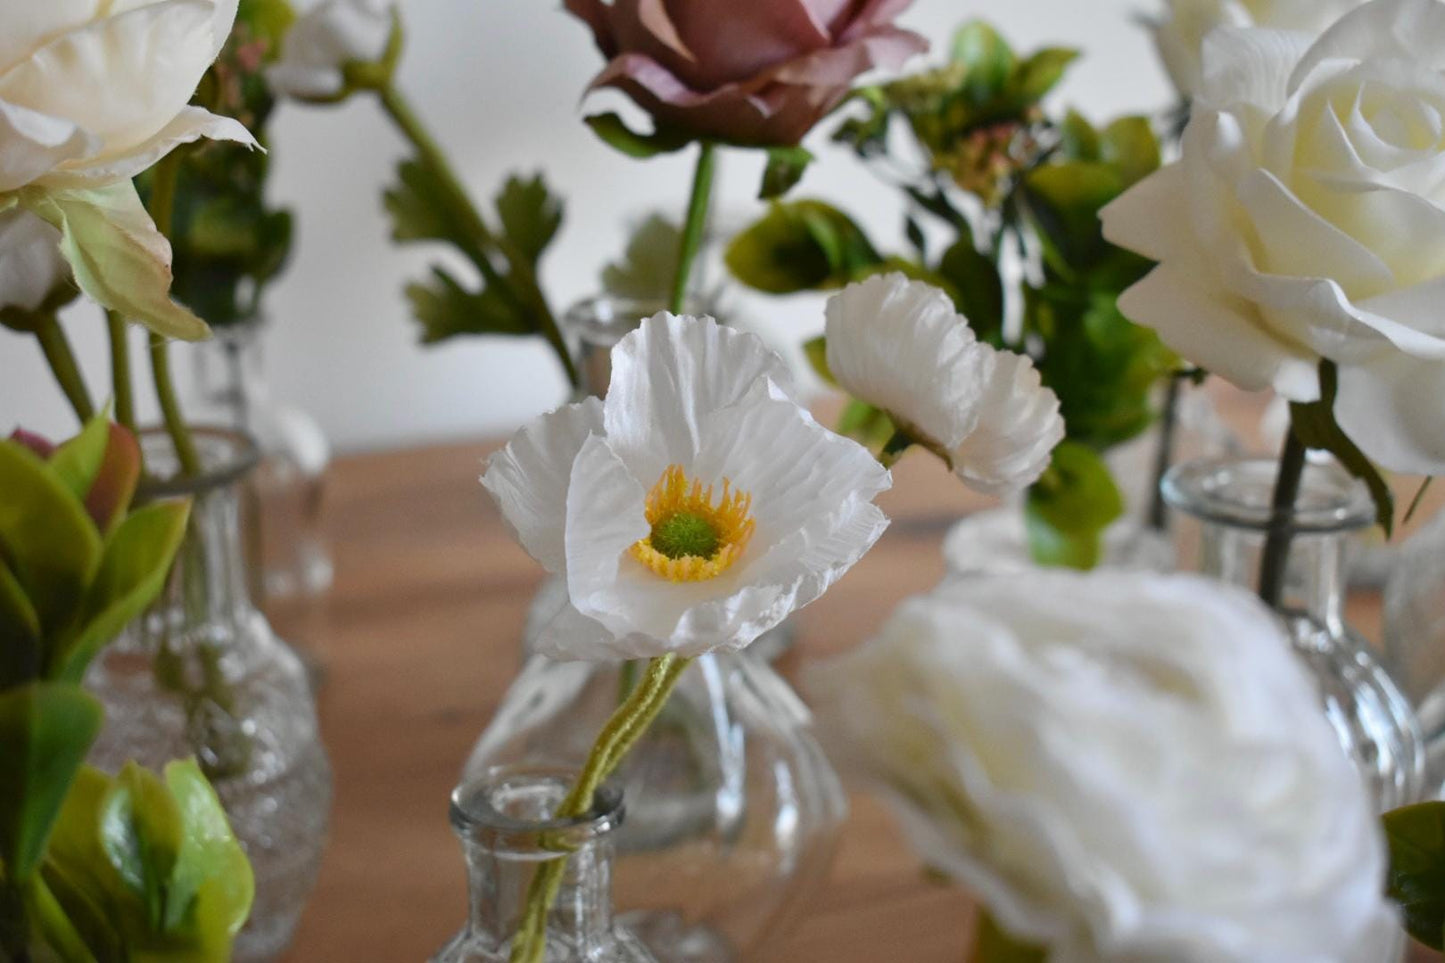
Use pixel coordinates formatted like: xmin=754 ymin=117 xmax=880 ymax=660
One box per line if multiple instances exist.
xmin=670 ymin=142 xmax=717 ymax=315
xmin=1146 ymin=375 xmax=1184 ymax=532
xmin=1258 ymin=425 xmax=1308 ymax=609
xmin=105 ymin=310 xmax=136 ymax=433
xmin=34 ymin=315 xmax=94 ymax=424
xmin=145 ymin=152 xmax=201 ymax=476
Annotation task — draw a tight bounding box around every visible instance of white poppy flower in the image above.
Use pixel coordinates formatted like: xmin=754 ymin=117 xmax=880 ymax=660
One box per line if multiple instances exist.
xmin=0 ymin=0 xmax=253 ymax=192
xmin=1103 ymin=0 xmax=1445 ymax=475
xmin=482 ymin=313 xmax=892 ymax=661
xmin=808 ymin=571 xmax=1399 ymax=963
xmin=268 ymin=0 xmax=395 ymax=101
xmin=824 ymin=273 xmax=1064 ymax=495
xmin=0 ymin=208 xmax=68 ymax=312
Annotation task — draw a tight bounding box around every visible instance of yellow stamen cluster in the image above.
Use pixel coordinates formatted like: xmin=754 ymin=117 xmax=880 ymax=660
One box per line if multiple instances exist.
xmin=632 ymin=465 xmax=755 ymax=582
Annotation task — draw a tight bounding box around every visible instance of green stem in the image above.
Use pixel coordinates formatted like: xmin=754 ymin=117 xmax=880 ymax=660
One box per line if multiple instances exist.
xmin=508 ymin=655 xmax=693 ymax=963
xmin=105 ymin=310 xmax=136 ymax=434
xmin=376 ymin=85 xmax=579 ymax=389
xmin=879 ymin=427 xmax=913 ymax=468
xmin=145 ymin=153 xmax=200 ymax=476
xmin=670 ymin=142 xmax=717 ymax=315
xmin=1258 ymin=425 xmax=1308 ymax=609
xmin=24 ymin=875 xmax=97 ymax=963
xmin=33 ymin=316 xmax=94 ymax=424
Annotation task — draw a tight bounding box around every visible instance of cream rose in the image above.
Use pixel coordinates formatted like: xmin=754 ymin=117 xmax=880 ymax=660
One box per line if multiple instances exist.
xmin=808 ymin=571 xmax=1399 ymax=963
xmin=0 ymin=209 xmax=68 ymax=313
xmin=1103 ymin=0 xmax=1445 ymax=475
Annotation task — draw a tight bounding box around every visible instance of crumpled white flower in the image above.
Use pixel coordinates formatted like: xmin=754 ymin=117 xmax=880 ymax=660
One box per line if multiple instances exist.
xmin=824 ymin=273 xmax=1064 ymax=495
xmin=268 ymin=0 xmax=395 ymax=100
xmin=483 ymin=313 xmax=891 ymax=661
xmin=807 ymin=571 xmax=1398 ymax=963
xmin=1103 ymin=0 xmax=1445 ymax=475
xmin=1150 ymin=0 xmax=1364 ymax=98
xmin=0 ymin=209 xmax=68 ymax=312
xmin=0 ymin=0 xmax=253 ymax=192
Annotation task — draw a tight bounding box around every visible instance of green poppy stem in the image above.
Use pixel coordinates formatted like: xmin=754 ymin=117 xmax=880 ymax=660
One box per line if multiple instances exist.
xmin=508 ymin=655 xmax=693 ymax=963
xmin=376 ymin=84 xmax=579 ymax=389
xmin=33 ymin=315 xmax=94 ymax=425
xmin=670 ymin=142 xmax=717 ymax=315
xmin=144 ymin=152 xmax=201 ymax=477
xmin=105 ymin=310 xmax=137 ymax=435
xmin=1258 ymin=424 xmax=1308 ymax=609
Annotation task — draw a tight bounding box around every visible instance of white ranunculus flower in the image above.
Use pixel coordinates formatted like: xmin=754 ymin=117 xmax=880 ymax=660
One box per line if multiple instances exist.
xmin=0 ymin=0 xmax=252 ymax=192
xmin=268 ymin=0 xmax=395 ymax=100
xmin=1151 ymin=0 xmax=1364 ymax=98
xmin=0 ymin=209 xmax=68 ymax=312
xmin=482 ymin=313 xmax=891 ymax=661
xmin=824 ymin=273 xmax=1064 ymax=495
xmin=1103 ymin=0 xmax=1445 ymax=475
xmin=808 ymin=571 xmax=1398 ymax=963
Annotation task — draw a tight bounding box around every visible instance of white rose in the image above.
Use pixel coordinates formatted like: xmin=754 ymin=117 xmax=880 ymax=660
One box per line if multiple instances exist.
xmin=0 ymin=209 xmax=68 ymax=313
xmin=808 ymin=571 xmax=1398 ymax=963
xmin=1151 ymin=0 xmax=1364 ymax=97
xmin=268 ymin=0 xmax=396 ymax=101
xmin=0 ymin=0 xmax=252 ymax=192
xmin=1103 ymin=0 xmax=1445 ymax=475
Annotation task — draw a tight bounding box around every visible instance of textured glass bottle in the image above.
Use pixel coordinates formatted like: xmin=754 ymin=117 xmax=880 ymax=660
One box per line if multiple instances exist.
xmin=1163 ymin=456 xmax=1426 ymax=810
xmin=84 ymin=429 xmax=332 ymax=961
xmin=433 ymin=768 xmax=657 ymax=962
xmin=1384 ymin=508 xmax=1445 ymax=797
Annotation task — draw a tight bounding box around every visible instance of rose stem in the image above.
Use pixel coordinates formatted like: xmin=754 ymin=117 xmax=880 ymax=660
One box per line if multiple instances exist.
xmin=1145 ymin=373 xmax=1184 ymax=532
xmin=33 ymin=314 xmax=94 ymax=425
xmin=1257 ymin=422 xmax=1307 ymax=608
xmin=145 ymin=151 xmax=201 ymax=477
xmin=105 ymin=310 xmax=137 ymax=434
xmin=669 ymin=141 xmax=717 ymax=315
xmin=375 ymin=84 xmax=580 ymax=389
xmin=508 ymin=655 xmax=694 ymax=963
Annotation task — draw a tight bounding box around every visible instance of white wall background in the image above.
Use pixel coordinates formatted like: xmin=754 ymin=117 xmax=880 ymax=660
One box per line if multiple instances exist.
xmin=0 ymin=0 xmax=1171 ymax=452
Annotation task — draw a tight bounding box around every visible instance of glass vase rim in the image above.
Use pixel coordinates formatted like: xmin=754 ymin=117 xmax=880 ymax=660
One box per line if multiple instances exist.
xmin=563 ymin=292 xmax=719 ymax=344
xmin=450 ymin=766 xmax=624 ymax=854
xmin=1161 ymin=455 xmax=1374 ymax=534
xmin=134 ymin=426 xmax=261 ymax=500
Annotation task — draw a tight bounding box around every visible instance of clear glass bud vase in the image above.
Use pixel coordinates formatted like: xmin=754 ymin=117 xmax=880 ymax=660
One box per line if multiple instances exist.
xmin=1384 ymin=507 xmax=1445 ymax=797
xmin=465 ymin=652 xmax=847 ymax=962
xmin=84 ymin=429 xmax=333 ymax=962
xmin=1163 ymin=456 xmax=1426 ymax=810
xmin=432 ymin=768 xmax=657 ymax=962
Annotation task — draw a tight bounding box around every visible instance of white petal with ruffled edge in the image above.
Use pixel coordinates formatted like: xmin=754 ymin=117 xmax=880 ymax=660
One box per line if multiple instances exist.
xmin=949 ymin=345 xmax=1064 ymax=495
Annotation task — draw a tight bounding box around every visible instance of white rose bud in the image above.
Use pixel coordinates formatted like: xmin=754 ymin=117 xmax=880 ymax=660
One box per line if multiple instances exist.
xmin=0 ymin=209 xmax=69 ymax=313
xmin=268 ymin=0 xmax=397 ymax=101
xmin=808 ymin=571 xmax=1399 ymax=963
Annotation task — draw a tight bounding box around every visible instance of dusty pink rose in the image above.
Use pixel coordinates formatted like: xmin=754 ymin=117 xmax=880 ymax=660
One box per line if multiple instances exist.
xmin=566 ymin=0 xmax=927 ymax=146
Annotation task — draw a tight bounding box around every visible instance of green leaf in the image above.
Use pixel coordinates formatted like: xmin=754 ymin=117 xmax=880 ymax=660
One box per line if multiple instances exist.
xmin=1385 ymin=801 xmax=1445 ymax=949
xmin=0 ymin=438 xmax=102 ymax=643
xmin=725 ymin=201 xmax=882 ymax=294
xmin=44 ymin=765 xmax=132 ymax=960
xmin=1021 ymin=161 xmax=1125 ymax=274
xmin=759 ymin=146 xmax=814 ymax=200
xmin=583 ymin=113 xmax=693 ymax=159
xmin=1289 ymin=361 xmax=1394 ymax=536
xmin=21 ymin=183 xmax=210 ymax=342
xmin=162 ymin=761 xmax=253 ymax=941
xmin=54 ymin=500 xmax=191 ymax=685
xmin=951 ymin=22 xmax=1016 ymax=101
xmin=494 ymin=173 xmax=563 ymax=266
xmin=405 ymin=266 xmax=532 ymax=345
xmin=803 ymin=336 xmax=835 ymax=387
xmin=1058 ymin=110 xmax=1101 ymax=161
xmin=836 ymin=399 xmax=897 ymax=453
xmin=102 ymin=764 xmax=184 ymax=931
xmin=601 ymin=214 xmax=681 ymax=301
xmin=384 ymin=158 xmax=478 ymax=256
xmin=1099 ymin=116 xmax=1162 ymax=188
xmin=1011 ymin=48 xmax=1079 ymax=103
xmin=973 ymin=910 xmax=1047 ymax=963
xmin=0 ymin=682 xmax=103 ymax=880
xmin=48 ymin=412 xmax=112 ymax=505
xmin=1025 ymin=442 xmax=1124 ymax=570
xmin=937 ymin=239 xmax=1004 ymax=344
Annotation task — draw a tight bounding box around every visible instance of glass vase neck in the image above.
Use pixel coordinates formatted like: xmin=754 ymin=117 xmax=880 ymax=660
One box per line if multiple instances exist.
xmin=563 ymin=294 xmax=718 ymax=400
xmin=1162 ymin=456 xmax=1373 ymax=633
xmin=448 ymin=768 xmax=627 ymax=960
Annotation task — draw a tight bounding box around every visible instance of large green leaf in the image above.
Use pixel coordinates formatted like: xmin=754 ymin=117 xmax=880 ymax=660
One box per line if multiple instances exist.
xmin=0 ymin=556 xmax=42 ymax=688
xmin=21 ymin=183 xmax=209 ymax=342
xmin=1290 ymin=360 xmax=1395 ymax=536
xmin=1010 ymin=48 xmax=1079 ymax=104
xmin=759 ymin=147 xmax=814 ymax=200
xmin=1025 ymin=442 xmax=1125 ymax=570
xmin=48 ymin=413 xmax=111 ymax=505
xmin=494 ymin=174 xmax=563 ymax=266
xmin=53 ymin=500 xmax=191 ymax=684
xmin=0 ymin=439 xmax=101 ymax=642
xmin=0 ymin=682 xmax=102 ymax=881
xmin=937 ymin=238 xmax=1005 ymax=344
xmin=601 ymin=215 xmax=680 ymax=301
xmin=42 ymin=765 xmax=130 ymax=963
xmin=951 ymin=22 xmax=1016 ymax=102
xmin=162 ymin=761 xmax=253 ymax=941
xmin=1099 ymin=116 xmax=1162 ymax=189
xmin=725 ymin=201 xmax=881 ymax=294
xmin=102 ymin=764 xmax=184 ymax=932
xmin=583 ymin=113 xmax=693 ymax=159
xmin=383 ymin=158 xmax=484 ymax=262
xmin=405 ymin=266 xmax=532 ymax=345
xmin=1385 ymin=801 xmax=1445 ymax=949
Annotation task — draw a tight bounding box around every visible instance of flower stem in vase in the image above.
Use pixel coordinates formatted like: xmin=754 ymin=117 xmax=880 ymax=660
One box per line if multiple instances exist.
xmin=376 ymin=84 xmax=580 ymax=390
xmin=33 ymin=314 xmax=94 ymax=424
xmin=1258 ymin=425 xmax=1308 ymax=609
xmin=106 ymin=309 xmax=137 ymax=434
xmin=1146 ymin=373 xmax=1184 ymax=532
xmin=145 ymin=151 xmax=201 ymax=477
xmin=670 ymin=142 xmax=717 ymax=315
xmin=509 ymin=655 xmax=694 ymax=963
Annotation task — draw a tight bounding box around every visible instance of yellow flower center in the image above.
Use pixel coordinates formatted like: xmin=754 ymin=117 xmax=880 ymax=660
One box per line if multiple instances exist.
xmin=631 ymin=465 xmax=755 ymax=583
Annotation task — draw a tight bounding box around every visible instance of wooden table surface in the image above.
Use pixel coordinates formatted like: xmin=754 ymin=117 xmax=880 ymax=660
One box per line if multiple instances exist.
xmin=271 ymin=389 xmax=1423 ymax=963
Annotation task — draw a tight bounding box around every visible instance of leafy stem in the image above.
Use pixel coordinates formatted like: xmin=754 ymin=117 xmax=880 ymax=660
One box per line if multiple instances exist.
xmin=670 ymin=142 xmax=717 ymax=314
xmin=1258 ymin=424 xmax=1307 ymax=609
xmin=144 ymin=151 xmax=201 ymax=477
xmin=33 ymin=315 xmax=94 ymax=425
